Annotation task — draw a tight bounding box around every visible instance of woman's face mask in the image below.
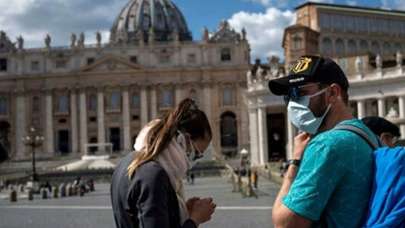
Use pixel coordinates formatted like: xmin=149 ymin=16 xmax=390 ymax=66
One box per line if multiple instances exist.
xmin=176 ymin=131 xmax=206 ymax=167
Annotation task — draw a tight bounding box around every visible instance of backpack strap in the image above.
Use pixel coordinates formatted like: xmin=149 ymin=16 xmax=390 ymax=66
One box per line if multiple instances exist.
xmin=334 ymin=124 xmax=378 ymax=150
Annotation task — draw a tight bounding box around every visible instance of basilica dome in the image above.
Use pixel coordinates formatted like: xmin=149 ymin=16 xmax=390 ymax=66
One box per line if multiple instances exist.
xmin=110 ymin=0 xmax=192 ymax=44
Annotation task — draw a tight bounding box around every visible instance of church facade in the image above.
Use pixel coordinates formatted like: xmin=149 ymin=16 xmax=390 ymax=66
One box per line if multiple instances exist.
xmin=0 ymin=0 xmax=250 ymax=160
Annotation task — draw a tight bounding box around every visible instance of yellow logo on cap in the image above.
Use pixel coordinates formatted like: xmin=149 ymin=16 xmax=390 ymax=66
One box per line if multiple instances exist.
xmin=292 ymin=57 xmax=312 ymax=73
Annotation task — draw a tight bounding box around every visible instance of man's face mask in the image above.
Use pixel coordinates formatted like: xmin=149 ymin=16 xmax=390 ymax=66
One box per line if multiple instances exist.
xmin=286 ymin=86 xmax=331 ymax=135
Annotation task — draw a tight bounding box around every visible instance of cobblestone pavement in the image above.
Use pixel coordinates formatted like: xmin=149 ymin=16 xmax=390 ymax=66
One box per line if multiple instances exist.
xmin=0 ymin=176 xmax=279 ymax=228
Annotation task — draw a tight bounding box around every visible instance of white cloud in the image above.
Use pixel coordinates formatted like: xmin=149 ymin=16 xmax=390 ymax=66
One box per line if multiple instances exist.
xmin=0 ymin=0 xmax=125 ymax=47
xmin=228 ymin=7 xmax=295 ymax=61
xmin=381 ymin=0 xmax=405 ymax=10
xmin=346 ymin=0 xmax=358 ymax=6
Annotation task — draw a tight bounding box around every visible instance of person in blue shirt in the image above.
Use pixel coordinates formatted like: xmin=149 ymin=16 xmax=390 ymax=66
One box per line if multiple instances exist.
xmin=269 ymin=56 xmax=378 ymax=228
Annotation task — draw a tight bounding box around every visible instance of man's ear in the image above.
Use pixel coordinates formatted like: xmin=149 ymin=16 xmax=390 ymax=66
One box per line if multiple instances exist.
xmin=329 ymin=84 xmax=341 ymax=103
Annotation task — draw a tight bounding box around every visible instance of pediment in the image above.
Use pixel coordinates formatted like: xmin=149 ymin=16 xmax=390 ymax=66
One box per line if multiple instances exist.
xmin=79 ymin=55 xmax=142 ymax=73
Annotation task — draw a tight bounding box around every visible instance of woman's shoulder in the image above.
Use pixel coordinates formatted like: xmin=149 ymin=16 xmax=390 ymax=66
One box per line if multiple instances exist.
xmin=134 ymin=160 xmax=170 ymax=184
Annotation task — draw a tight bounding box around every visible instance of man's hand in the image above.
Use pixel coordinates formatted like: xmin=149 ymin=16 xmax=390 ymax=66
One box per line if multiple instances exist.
xmin=293 ymin=132 xmax=311 ymax=160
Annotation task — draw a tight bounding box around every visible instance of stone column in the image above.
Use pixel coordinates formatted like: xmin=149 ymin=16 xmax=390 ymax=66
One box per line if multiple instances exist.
xmin=15 ymin=93 xmax=26 ymax=159
xmin=248 ymin=108 xmax=259 ymax=166
xmin=378 ymin=98 xmax=386 ymax=118
xmin=399 ymin=95 xmax=405 ymax=138
xmin=257 ymin=107 xmax=268 ymax=165
xmin=122 ymin=88 xmax=131 ymax=152
xmin=70 ymin=90 xmax=79 ymax=154
xmin=97 ymin=89 xmax=105 ymax=151
xmin=150 ymin=87 xmax=158 ymax=119
xmin=79 ymin=90 xmax=88 ymax=154
xmin=45 ymin=92 xmax=54 ymax=156
xmin=357 ymin=100 xmax=366 ymax=119
xmin=140 ymin=87 xmax=149 ymax=127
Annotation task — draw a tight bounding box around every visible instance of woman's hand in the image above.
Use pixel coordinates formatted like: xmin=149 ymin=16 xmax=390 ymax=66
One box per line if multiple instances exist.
xmin=293 ymin=132 xmax=311 ymax=160
xmin=186 ymin=197 xmax=200 ymax=213
xmin=189 ymin=197 xmax=216 ymax=226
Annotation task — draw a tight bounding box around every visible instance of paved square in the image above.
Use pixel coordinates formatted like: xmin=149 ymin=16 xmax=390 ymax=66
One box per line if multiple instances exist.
xmin=0 ymin=176 xmax=279 ymax=228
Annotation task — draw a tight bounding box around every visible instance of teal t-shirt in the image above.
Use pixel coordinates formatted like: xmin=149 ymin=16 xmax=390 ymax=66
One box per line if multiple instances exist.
xmin=283 ymin=119 xmax=378 ymax=228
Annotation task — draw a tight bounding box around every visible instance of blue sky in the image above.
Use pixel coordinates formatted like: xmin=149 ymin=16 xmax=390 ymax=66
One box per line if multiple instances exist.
xmin=0 ymin=0 xmax=403 ymax=61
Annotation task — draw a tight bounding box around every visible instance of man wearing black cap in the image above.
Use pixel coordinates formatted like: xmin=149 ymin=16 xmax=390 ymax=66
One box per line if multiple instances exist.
xmin=362 ymin=116 xmax=401 ymax=147
xmin=270 ymin=56 xmax=378 ymax=228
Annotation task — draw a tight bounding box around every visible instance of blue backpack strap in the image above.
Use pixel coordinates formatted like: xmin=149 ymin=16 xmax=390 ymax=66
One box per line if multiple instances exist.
xmin=334 ymin=125 xmax=379 ymax=150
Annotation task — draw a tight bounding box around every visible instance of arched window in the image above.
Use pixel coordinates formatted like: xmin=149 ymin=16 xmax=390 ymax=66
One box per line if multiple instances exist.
xmin=321 ymin=37 xmax=333 ymax=56
xmin=347 ymin=40 xmax=357 ymax=55
xmin=220 ymin=112 xmax=238 ymax=148
xmin=394 ymin=43 xmax=402 ymax=53
xmin=360 ymin=40 xmax=369 ymax=54
xmin=371 ymin=41 xmax=381 ymax=55
xmin=335 ymin=38 xmax=345 ymax=56
xmin=383 ymin=42 xmax=392 ymax=55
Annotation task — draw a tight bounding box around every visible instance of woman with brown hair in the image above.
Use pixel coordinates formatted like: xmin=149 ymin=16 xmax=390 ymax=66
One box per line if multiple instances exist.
xmin=111 ymin=98 xmax=216 ymax=228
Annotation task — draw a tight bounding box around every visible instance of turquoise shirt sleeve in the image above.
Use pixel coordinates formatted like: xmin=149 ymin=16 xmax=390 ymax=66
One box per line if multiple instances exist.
xmin=282 ymin=140 xmax=346 ymax=221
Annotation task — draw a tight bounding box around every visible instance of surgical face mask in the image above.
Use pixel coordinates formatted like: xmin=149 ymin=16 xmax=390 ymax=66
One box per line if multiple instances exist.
xmin=176 ymin=131 xmax=205 ymax=168
xmin=287 ymin=88 xmax=331 ymax=134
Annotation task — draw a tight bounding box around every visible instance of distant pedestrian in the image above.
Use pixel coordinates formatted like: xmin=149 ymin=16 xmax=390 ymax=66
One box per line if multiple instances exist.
xmin=190 ymin=172 xmax=195 ymax=185
xmin=251 ymin=169 xmax=258 ymax=189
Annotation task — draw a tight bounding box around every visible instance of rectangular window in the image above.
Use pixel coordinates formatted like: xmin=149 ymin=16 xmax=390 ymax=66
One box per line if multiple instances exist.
xmin=161 ymin=89 xmax=174 ymax=108
xmin=130 ymin=56 xmax=138 ymax=64
xmin=132 ymin=94 xmax=140 ymax=109
xmin=87 ymin=58 xmax=95 ymax=65
xmin=31 ymin=61 xmax=40 ymax=71
xmin=187 ymin=54 xmax=196 ymax=64
xmin=0 ymin=96 xmax=8 ymax=115
xmin=89 ymin=94 xmax=97 ymax=112
xmin=0 ymin=58 xmax=7 ymax=72
xmin=57 ymin=95 xmax=69 ymax=113
xmin=223 ymin=88 xmax=234 ymax=106
xmin=55 ymin=59 xmax=67 ymax=69
xmin=109 ymin=91 xmax=121 ymax=111
xmin=221 ymin=48 xmax=232 ymax=62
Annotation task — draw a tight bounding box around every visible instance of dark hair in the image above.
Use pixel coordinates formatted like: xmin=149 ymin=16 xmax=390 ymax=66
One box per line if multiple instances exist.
xmin=127 ymin=98 xmax=212 ymax=178
xmin=362 ymin=116 xmax=400 ymax=137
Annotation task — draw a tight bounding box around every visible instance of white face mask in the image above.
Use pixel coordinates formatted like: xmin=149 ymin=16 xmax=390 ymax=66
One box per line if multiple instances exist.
xmin=176 ymin=131 xmax=205 ymax=168
xmin=287 ymin=88 xmax=331 ymax=135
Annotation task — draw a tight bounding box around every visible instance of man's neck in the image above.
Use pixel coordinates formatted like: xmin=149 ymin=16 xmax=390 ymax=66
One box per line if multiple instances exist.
xmin=318 ymin=105 xmax=354 ymax=132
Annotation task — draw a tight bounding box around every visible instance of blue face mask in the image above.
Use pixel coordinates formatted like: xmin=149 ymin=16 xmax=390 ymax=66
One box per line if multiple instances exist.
xmin=287 ymin=88 xmax=331 ymax=135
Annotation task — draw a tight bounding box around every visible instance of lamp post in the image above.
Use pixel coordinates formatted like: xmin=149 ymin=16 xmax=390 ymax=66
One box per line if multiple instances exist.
xmin=22 ymin=126 xmax=44 ymax=182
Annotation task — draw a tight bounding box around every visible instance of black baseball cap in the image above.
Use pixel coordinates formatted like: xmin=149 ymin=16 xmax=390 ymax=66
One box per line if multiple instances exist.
xmin=268 ymin=56 xmax=349 ymax=95
xmin=362 ymin=117 xmax=401 ymax=137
